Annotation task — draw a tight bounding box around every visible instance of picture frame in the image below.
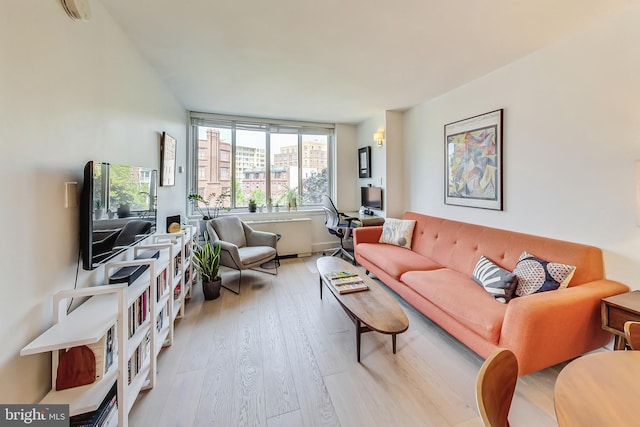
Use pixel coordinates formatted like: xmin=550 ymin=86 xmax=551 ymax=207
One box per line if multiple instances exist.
xmin=160 ymin=132 xmax=176 ymax=187
xmin=358 ymin=146 xmax=371 ymax=178
xmin=444 ymin=109 xmax=503 ymax=210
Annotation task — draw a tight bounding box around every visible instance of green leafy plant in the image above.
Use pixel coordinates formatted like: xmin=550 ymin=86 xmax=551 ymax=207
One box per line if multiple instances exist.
xmin=188 ymin=190 xmax=230 ymax=219
xmin=192 ymin=241 xmax=221 ymax=283
xmin=280 ymin=187 xmax=299 ymax=209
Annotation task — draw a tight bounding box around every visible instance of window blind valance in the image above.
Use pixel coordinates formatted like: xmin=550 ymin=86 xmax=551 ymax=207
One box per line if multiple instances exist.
xmin=189 ymin=112 xmax=334 ymax=135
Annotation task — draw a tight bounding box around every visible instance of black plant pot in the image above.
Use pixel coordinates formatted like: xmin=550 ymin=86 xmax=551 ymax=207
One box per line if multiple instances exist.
xmin=117 ymin=205 xmax=130 ymax=218
xmin=248 ymin=203 xmax=257 ymax=213
xmin=203 ymin=278 xmax=222 ymax=300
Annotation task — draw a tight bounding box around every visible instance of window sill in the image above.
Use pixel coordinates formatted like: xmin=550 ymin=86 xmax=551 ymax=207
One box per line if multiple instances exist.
xmin=188 ymin=208 xmax=324 ymax=221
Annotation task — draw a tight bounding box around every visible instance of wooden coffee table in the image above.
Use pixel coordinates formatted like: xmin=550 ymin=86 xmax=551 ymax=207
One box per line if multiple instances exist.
xmin=317 ymin=256 xmax=409 ymax=362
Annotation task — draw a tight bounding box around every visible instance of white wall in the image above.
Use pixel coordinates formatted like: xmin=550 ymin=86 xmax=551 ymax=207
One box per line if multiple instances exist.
xmin=335 ymin=123 xmax=359 ymax=212
xmin=385 ymin=110 xmax=405 ymax=219
xmin=0 ymin=0 xmax=186 ymax=403
xmin=356 ymin=112 xmax=407 ymax=218
xmin=403 ymin=6 xmax=640 ymax=288
xmin=357 ymin=115 xmax=386 ymax=214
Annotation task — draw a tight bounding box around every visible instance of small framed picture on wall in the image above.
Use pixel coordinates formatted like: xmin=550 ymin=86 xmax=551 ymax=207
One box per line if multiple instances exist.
xmin=359 ymin=146 xmax=371 ymax=178
xmin=160 ymin=132 xmax=176 ymax=187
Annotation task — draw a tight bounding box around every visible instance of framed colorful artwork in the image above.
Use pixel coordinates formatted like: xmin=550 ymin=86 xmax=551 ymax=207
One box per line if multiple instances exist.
xmin=444 ymin=109 xmax=503 ymax=210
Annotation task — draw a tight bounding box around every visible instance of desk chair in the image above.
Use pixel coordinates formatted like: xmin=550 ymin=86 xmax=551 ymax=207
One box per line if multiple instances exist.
xmin=476 ymin=348 xmax=519 ymax=427
xmin=206 ymin=216 xmax=278 ymax=295
xmin=624 ymin=321 xmax=640 ymax=350
xmin=321 ymin=194 xmax=356 ymax=263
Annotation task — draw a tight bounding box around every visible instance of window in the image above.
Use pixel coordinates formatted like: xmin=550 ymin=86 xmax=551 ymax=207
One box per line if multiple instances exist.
xmin=189 ymin=112 xmax=334 ymax=212
xmin=220 ymin=167 xmax=229 ymax=181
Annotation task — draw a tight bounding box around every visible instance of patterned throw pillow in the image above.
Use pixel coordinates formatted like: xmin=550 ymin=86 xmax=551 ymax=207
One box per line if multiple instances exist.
xmin=472 ymin=255 xmax=518 ymax=303
xmin=514 ymin=251 xmax=576 ymax=297
xmin=378 ymin=218 xmax=416 ymax=249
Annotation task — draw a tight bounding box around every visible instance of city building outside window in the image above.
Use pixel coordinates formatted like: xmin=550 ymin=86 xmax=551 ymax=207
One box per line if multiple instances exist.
xmin=189 ymin=113 xmax=333 ymax=213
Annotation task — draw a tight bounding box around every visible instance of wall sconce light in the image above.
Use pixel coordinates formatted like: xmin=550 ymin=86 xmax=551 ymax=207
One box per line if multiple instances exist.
xmin=374 ymin=130 xmax=385 ymax=147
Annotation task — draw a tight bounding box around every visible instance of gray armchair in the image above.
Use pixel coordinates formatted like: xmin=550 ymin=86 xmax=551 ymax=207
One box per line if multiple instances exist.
xmin=206 ymin=216 xmax=278 ymax=294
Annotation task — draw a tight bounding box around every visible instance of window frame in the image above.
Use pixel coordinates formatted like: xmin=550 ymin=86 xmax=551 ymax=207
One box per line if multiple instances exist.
xmin=187 ymin=112 xmax=334 ymax=215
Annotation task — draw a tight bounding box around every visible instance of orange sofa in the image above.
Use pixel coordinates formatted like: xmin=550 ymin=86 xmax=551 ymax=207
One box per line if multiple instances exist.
xmin=353 ymin=212 xmax=629 ymax=375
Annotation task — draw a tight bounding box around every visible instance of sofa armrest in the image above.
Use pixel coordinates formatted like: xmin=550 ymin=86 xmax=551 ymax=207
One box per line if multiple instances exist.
xmin=353 ymin=226 xmax=383 ymax=246
xmin=500 ymin=279 xmax=629 ymax=375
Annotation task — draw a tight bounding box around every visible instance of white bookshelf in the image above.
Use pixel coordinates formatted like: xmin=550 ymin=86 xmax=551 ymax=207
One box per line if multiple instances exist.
xmin=19 ymin=228 xmax=197 ymax=427
xmin=152 ymin=225 xmax=196 ymax=321
xmin=20 ymin=284 xmax=126 ymax=424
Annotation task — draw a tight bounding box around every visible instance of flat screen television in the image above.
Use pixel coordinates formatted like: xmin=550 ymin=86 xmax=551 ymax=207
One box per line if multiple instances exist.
xmin=361 ymin=186 xmax=383 ymax=210
xmin=80 ymin=161 xmax=158 ymax=270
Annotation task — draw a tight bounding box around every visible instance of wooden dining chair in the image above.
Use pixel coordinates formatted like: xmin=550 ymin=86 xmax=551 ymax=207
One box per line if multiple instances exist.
xmin=476 ymin=348 xmax=519 ymax=427
xmin=624 ymin=321 xmax=640 ymax=350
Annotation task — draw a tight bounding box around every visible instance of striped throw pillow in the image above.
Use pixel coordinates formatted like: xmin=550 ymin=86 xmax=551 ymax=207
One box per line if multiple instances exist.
xmin=472 ymin=255 xmax=518 ymax=303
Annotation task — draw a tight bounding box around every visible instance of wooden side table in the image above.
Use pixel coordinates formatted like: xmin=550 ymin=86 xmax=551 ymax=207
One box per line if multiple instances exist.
xmin=601 ymin=290 xmax=640 ymax=350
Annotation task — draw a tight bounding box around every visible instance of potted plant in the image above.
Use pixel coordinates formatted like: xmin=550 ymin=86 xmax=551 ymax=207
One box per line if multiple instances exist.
xmin=283 ymin=188 xmax=299 ymax=211
xmin=266 ymin=197 xmax=273 ymax=213
xmin=94 ymin=201 xmax=104 ymax=220
xmin=117 ymin=203 xmax=130 ymax=218
xmin=188 ymin=191 xmax=230 ymax=220
xmin=188 ymin=191 xmax=230 ymax=240
xmin=192 ymin=241 xmax=222 ymax=300
xmin=248 ymin=199 xmax=257 ymax=213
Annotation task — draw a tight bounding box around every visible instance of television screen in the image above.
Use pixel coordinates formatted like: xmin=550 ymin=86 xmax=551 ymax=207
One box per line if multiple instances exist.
xmin=80 ymin=161 xmax=157 ymax=270
xmin=361 ymin=186 xmax=383 ymax=210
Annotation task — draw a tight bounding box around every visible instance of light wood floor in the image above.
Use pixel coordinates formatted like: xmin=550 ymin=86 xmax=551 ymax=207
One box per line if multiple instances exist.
xmin=129 ymin=256 xmax=564 ymax=427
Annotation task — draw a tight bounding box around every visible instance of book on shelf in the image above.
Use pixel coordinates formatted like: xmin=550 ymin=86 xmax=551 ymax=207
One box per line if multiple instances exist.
xmin=331 ymin=280 xmax=369 ymax=294
xmin=324 ymin=270 xmax=359 ymax=280
xmin=70 ymin=382 xmax=117 ymax=427
xmin=87 ymin=325 xmax=116 ymax=380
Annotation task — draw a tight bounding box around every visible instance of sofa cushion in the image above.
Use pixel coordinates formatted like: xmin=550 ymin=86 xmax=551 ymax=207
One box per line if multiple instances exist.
xmin=401 ymin=269 xmax=506 ymax=343
xmin=472 ymin=255 xmax=517 ymax=303
xmin=356 ymin=242 xmax=443 ymax=280
xmin=379 ymin=218 xmax=416 ymax=249
xmin=514 ymin=251 xmax=576 ymax=297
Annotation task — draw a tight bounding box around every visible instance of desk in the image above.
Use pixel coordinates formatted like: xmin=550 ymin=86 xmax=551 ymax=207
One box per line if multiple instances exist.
xmin=344 ymin=212 xmax=385 ymax=227
xmin=554 ymin=351 xmax=640 ymax=426
xmin=601 ymin=291 xmax=640 ymax=350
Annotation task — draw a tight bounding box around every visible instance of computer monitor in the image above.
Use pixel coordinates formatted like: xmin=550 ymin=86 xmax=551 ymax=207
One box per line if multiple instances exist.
xmin=361 ymin=186 xmax=383 ymax=210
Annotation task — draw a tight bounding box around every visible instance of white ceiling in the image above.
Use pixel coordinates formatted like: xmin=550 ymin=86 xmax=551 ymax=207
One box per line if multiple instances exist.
xmin=100 ymin=0 xmax=638 ymax=124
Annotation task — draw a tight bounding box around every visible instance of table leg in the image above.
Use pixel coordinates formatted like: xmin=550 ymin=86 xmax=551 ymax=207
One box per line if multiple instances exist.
xmin=319 ymin=276 xmax=323 ymax=299
xmin=392 ymin=334 xmax=397 ymax=354
xmin=356 ymin=320 xmax=361 ymax=363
